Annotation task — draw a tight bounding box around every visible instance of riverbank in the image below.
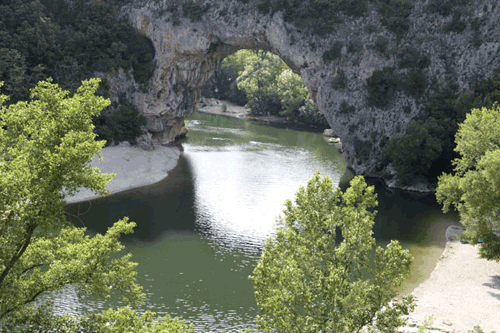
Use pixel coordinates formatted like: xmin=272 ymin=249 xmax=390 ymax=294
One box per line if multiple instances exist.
xmin=197 ymin=98 xmax=328 ymax=132
xmin=64 ymin=142 xmax=181 ymax=204
xmin=399 ymin=225 xmax=500 ymax=332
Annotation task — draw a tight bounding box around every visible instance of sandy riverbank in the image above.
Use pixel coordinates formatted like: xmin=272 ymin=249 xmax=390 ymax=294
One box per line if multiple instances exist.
xmin=399 ymin=225 xmax=500 ymax=332
xmin=64 ymin=142 xmax=181 ymax=204
xmin=197 ymin=98 xmax=294 ymax=125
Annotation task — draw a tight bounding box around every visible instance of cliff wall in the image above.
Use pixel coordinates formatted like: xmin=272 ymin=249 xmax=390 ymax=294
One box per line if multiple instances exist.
xmin=111 ymin=0 xmax=500 ymax=186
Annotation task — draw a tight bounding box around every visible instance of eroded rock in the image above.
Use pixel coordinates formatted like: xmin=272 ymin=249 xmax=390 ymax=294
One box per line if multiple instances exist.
xmin=106 ymin=0 xmax=500 ymax=186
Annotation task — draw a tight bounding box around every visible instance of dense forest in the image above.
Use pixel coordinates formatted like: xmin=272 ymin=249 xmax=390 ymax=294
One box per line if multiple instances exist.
xmin=0 ymin=0 xmax=151 ymax=145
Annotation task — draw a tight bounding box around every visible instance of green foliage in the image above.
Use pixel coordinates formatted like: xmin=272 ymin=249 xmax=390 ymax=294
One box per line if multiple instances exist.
xmin=366 ymin=67 xmax=400 ymax=108
xmin=387 ymin=119 xmax=446 ymax=185
xmin=348 ymin=37 xmax=363 ymax=54
xmin=0 ymin=0 xmax=155 ymax=96
xmin=354 ymin=137 xmax=373 ymax=163
xmin=200 ymin=62 xmax=248 ymax=106
xmin=444 ymin=12 xmax=466 ymax=33
xmin=436 ymin=104 xmax=500 ymax=262
xmin=254 ymin=0 xmax=368 ymax=37
xmin=339 ymin=100 xmax=356 ymax=114
xmin=182 ymin=1 xmax=209 ymax=22
xmin=203 ymin=49 xmax=328 ymax=126
xmin=425 ymin=0 xmax=453 ymax=16
xmin=377 ymin=0 xmax=414 ymax=37
xmin=29 ymin=307 xmax=193 ymax=332
xmin=403 ymin=69 xmax=427 ymax=97
xmin=236 ymin=50 xmax=285 ymax=116
xmin=276 ymin=68 xmax=309 ymax=116
xmin=374 ymin=36 xmax=389 ymax=54
xmin=323 ymin=41 xmax=344 ymax=62
xmin=250 ymin=173 xmax=415 ymax=333
xmin=93 ymin=100 xmax=147 ymax=146
xmin=387 ymin=68 xmax=500 ymax=186
xmin=0 ymin=79 xmax=192 ymax=332
xmin=398 ymin=46 xmax=430 ymax=69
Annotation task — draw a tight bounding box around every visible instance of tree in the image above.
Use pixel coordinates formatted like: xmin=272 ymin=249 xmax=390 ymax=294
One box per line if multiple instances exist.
xmin=249 ymin=172 xmax=415 ymax=333
xmin=236 ymin=50 xmax=286 ymax=116
xmin=0 ymin=79 xmax=192 ymax=332
xmin=436 ymin=104 xmax=500 ymax=261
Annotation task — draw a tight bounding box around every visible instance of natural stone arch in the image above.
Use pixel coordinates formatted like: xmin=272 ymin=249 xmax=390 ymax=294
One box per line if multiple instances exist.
xmin=107 ymin=0 xmax=500 ymax=186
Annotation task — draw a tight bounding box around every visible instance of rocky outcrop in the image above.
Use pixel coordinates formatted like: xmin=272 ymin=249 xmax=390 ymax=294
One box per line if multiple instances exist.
xmin=108 ymin=0 xmax=500 ymax=184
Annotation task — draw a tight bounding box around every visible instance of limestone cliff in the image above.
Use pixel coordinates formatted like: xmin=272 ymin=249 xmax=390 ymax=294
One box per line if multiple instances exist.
xmin=108 ymin=0 xmax=500 ymax=187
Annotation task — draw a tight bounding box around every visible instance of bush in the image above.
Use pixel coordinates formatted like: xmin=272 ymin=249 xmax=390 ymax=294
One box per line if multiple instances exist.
xmin=339 ymin=100 xmax=356 ymax=114
xmin=404 ymin=69 xmax=427 ymax=97
xmin=377 ymin=0 xmax=414 ymax=37
xmin=93 ymin=101 xmax=146 ymax=146
xmin=354 ymin=137 xmax=373 ymax=162
xmin=182 ymin=1 xmax=209 ymax=22
xmin=374 ymin=36 xmax=388 ymax=54
xmin=366 ymin=67 xmax=400 ymax=108
xmin=387 ymin=119 xmax=445 ymax=185
xmin=425 ymin=0 xmax=460 ymax=16
xmin=444 ymin=12 xmax=466 ymax=33
xmin=348 ymin=37 xmax=363 ymax=54
xmin=323 ymin=41 xmax=344 ymax=62
xmin=247 ymin=91 xmax=282 ymax=116
xmin=398 ymin=46 xmax=430 ymax=69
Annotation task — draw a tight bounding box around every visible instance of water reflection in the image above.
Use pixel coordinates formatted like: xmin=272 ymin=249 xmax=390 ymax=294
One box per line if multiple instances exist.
xmin=62 ymin=112 xmax=460 ymax=332
xmin=67 ymin=155 xmax=196 ymax=242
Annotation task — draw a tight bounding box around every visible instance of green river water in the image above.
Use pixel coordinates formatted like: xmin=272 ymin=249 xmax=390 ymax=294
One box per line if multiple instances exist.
xmin=63 ymin=112 xmax=461 ymax=332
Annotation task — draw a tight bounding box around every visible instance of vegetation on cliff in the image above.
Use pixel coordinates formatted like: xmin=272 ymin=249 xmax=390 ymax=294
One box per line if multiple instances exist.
xmin=0 ymin=0 xmax=151 ymax=145
xmin=386 ymin=68 xmax=500 ymax=186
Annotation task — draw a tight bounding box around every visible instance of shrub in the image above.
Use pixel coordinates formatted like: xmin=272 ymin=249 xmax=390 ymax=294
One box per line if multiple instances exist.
xmin=354 ymin=137 xmax=373 ymax=162
xmin=444 ymin=12 xmax=466 ymax=33
xmin=366 ymin=67 xmax=400 ymax=108
xmin=339 ymin=100 xmax=356 ymax=114
xmin=404 ymin=69 xmax=427 ymax=97
xmin=387 ymin=119 xmax=445 ymax=185
xmin=182 ymin=1 xmax=209 ymax=22
xmin=348 ymin=37 xmax=363 ymax=53
xmin=374 ymin=36 xmax=388 ymax=54
xmin=398 ymin=46 xmax=430 ymax=69
xmin=247 ymin=91 xmax=282 ymax=116
xmin=323 ymin=41 xmax=343 ymax=62
xmin=93 ymin=100 xmax=146 ymax=146
xmin=426 ymin=0 xmax=452 ymax=16
xmin=364 ymin=24 xmax=378 ymax=34
xmin=377 ymin=0 xmax=414 ymax=37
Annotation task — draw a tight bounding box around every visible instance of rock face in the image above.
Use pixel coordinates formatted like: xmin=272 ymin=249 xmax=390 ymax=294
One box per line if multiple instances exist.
xmin=110 ymin=0 xmax=500 ymax=183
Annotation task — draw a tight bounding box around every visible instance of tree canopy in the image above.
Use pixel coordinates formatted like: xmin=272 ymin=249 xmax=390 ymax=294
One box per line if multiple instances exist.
xmin=0 ymin=79 xmax=191 ymax=332
xmin=436 ymin=104 xmax=500 ymax=261
xmin=249 ymin=172 xmax=415 ymax=333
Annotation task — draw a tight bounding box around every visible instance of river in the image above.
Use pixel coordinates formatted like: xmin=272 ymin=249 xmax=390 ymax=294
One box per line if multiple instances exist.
xmin=63 ymin=112 xmax=461 ymax=332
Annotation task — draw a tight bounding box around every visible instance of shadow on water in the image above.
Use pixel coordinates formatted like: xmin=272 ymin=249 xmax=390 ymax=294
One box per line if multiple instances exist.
xmin=65 ymin=155 xmax=196 ymax=243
